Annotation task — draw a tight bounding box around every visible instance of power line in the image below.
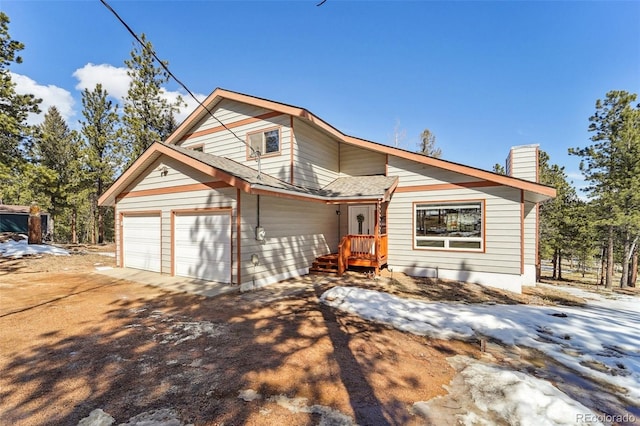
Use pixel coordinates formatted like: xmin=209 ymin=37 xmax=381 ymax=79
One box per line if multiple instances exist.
xmin=99 ymin=0 xmax=260 ymax=161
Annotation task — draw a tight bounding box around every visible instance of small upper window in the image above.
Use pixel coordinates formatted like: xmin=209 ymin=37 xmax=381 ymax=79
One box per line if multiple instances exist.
xmin=248 ymin=128 xmax=280 ymax=157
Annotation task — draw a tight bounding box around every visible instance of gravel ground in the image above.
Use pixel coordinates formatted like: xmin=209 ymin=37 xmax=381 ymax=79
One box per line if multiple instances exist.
xmin=3 ymin=246 xmax=616 ymax=426
xmin=0 ymin=250 xmax=483 ymax=425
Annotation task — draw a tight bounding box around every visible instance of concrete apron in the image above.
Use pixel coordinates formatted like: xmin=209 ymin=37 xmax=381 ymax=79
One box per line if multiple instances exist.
xmin=95 ymin=267 xmax=239 ymax=298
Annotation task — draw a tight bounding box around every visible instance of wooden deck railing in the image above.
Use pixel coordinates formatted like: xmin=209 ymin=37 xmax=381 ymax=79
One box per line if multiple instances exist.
xmin=338 ymin=234 xmax=388 ymax=276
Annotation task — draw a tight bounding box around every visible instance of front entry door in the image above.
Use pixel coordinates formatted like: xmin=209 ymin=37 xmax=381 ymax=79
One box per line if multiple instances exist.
xmin=348 ymin=205 xmax=376 ymax=235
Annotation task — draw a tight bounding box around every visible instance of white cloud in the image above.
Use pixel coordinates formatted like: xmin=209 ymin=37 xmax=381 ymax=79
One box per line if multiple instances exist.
xmin=74 ymin=62 xmax=206 ymax=123
xmin=160 ymin=89 xmax=206 ymax=122
xmin=11 ymin=73 xmax=75 ymax=126
xmin=11 ymin=63 xmax=207 ymax=131
xmin=73 ymin=63 xmax=130 ymax=101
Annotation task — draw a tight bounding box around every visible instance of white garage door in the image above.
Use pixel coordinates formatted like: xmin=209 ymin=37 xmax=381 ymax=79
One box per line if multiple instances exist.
xmin=174 ymin=212 xmax=231 ymax=283
xmin=122 ymin=214 xmax=161 ymax=272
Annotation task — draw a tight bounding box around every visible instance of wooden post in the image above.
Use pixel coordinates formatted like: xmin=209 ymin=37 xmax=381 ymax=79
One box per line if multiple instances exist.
xmin=28 ymin=202 xmax=42 ymax=245
xmin=374 ymin=202 xmax=380 ymax=275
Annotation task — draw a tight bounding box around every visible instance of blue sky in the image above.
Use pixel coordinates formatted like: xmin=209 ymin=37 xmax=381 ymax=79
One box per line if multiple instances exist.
xmin=3 ymin=0 xmax=639 ymax=191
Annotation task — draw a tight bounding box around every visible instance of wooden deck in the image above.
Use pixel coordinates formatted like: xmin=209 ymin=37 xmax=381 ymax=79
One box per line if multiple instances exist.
xmin=310 ymin=234 xmax=388 ymax=276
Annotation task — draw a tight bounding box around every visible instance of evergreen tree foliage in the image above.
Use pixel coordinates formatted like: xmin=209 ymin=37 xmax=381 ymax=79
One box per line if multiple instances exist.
xmin=538 ymin=150 xmax=586 ymax=280
xmin=570 ymin=90 xmax=640 ymax=287
xmin=29 ymin=106 xmax=82 ymax=241
xmin=418 ymin=128 xmax=442 ymax=158
xmin=121 ymin=33 xmax=184 ymax=166
xmin=80 ymin=84 xmax=121 ymax=243
xmin=0 ymin=12 xmax=41 ymax=199
xmin=492 ymin=163 xmax=506 ymax=175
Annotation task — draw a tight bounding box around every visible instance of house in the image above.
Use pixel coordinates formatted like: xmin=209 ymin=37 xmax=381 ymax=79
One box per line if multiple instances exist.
xmin=0 ymin=204 xmax=50 ymax=237
xmin=99 ymin=89 xmax=555 ymax=293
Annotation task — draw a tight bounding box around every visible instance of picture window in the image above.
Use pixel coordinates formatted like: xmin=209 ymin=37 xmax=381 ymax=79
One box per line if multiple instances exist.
xmin=414 ymin=201 xmax=483 ymax=250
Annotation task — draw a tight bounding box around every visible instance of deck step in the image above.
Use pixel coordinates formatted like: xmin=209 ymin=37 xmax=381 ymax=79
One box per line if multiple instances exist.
xmin=309 ymin=267 xmax=339 ymax=275
xmin=313 ymin=260 xmax=337 ymax=267
xmin=309 ymin=254 xmax=340 ymax=275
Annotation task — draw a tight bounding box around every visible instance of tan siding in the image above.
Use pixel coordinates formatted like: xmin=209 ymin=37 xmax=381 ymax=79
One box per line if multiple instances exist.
xmin=178 ymin=99 xmax=292 ymax=183
xmin=239 ymin=195 xmax=338 ymax=285
xmin=388 ymin=155 xmax=482 ymax=186
xmin=509 ymin=145 xmax=538 ymax=182
xmin=181 ymin=99 xmax=273 ymax=142
xmin=340 ymin=143 xmax=386 ymax=176
xmin=524 ymin=201 xmax=537 ymax=265
xmin=122 ymin=157 xmax=215 ymax=193
xmin=293 ymin=119 xmax=339 ymax=188
xmin=387 ymin=186 xmax=522 ymax=275
xmin=116 ymin=157 xmax=237 ymax=279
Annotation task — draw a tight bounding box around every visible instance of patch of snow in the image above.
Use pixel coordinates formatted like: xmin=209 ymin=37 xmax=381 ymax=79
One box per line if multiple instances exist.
xmin=0 ymin=238 xmax=70 ymax=258
xmin=238 ymin=389 xmax=355 ymax=425
xmin=239 ymin=389 xmax=261 ymax=401
xmin=458 ymin=357 xmax=603 ymax=425
xmin=415 ymin=356 xmax=604 ymax=426
xmin=96 ymin=252 xmax=116 ymax=257
xmin=320 ymin=286 xmax=640 ymax=408
xmin=117 ymin=408 xmax=184 ymax=426
xmin=77 ymin=409 xmax=115 ymax=426
xmin=267 ymin=395 xmax=355 ymax=426
xmin=77 ymin=408 xmax=188 ymax=426
xmin=267 ymin=395 xmax=356 ymax=426
xmin=95 ymin=266 xmax=114 ymax=271
xmin=136 ymin=310 xmax=226 ymax=345
xmin=159 ymin=321 xmax=226 ymax=345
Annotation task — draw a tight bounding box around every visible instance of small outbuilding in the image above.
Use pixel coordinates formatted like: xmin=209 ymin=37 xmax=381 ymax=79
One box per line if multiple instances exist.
xmin=0 ymin=204 xmax=50 ymax=237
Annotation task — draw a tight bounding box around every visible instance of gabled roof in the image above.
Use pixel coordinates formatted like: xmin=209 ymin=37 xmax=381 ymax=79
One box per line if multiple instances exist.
xmin=323 ymin=176 xmax=398 ymax=200
xmin=164 ymin=88 xmax=556 ymax=201
xmin=98 ymin=143 xmax=398 ymax=206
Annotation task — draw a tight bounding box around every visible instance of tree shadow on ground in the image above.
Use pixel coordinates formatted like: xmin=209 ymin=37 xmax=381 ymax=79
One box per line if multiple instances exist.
xmin=0 ymin=273 xmax=465 ymax=425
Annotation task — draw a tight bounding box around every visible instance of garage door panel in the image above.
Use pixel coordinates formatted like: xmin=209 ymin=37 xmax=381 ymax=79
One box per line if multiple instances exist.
xmin=122 ymin=215 xmax=161 ymax=272
xmin=174 ymin=213 xmax=231 ymax=283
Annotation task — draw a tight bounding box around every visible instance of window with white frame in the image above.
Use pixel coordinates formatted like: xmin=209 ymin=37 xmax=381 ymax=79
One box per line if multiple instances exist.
xmin=414 ymin=201 xmax=483 ymax=250
xmin=248 ymin=128 xmax=280 ymax=157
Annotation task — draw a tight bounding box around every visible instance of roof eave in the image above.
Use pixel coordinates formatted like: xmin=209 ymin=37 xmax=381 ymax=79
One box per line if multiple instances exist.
xmin=98 ymin=142 xmax=255 ymax=207
xmin=152 ymin=88 xmax=557 ymax=200
xmin=250 ymin=184 xmax=388 ymax=204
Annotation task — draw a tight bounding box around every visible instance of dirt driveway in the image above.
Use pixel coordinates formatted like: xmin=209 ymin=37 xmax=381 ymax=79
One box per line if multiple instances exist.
xmin=0 ymin=250 xmax=490 ymax=426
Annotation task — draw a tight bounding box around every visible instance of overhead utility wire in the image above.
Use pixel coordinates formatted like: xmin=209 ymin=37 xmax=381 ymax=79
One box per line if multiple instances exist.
xmin=99 ymin=0 xmax=261 ymax=162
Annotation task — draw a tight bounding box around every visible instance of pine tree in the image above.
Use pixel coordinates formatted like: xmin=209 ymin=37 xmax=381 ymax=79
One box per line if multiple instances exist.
xmin=492 ymin=163 xmax=506 ymax=175
xmin=121 ymin=34 xmax=184 ymax=166
xmin=29 ymin=106 xmax=81 ymax=241
xmin=80 ymin=84 xmax=121 ymax=243
xmin=538 ymin=150 xmax=579 ymax=280
xmin=418 ymin=128 xmax=442 ymax=158
xmin=570 ymin=91 xmax=640 ymax=288
xmin=0 ymin=12 xmax=41 ymax=199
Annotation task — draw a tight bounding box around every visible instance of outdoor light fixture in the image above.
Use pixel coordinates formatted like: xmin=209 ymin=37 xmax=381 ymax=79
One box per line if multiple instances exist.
xmin=255 ymin=226 xmax=266 ymax=241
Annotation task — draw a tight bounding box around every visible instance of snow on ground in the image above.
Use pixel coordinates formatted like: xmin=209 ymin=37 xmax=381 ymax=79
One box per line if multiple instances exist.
xmin=414 ymin=355 xmax=605 ymax=426
xmin=0 ymin=237 xmax=70 ymax=258
xmin=320 ymin=285 xmax=640 ymax=422
xmin=77 ymin=407 xmax=184 ymax=425
xmin=238 ymin=389 xmax=356 ymax=425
